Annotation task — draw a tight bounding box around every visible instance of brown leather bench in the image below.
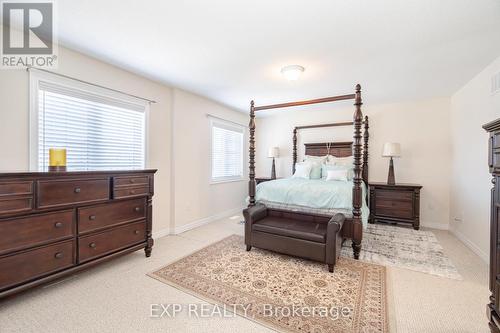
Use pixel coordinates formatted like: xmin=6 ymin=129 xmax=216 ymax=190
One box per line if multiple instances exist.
xmin=243 ymin=205 xmax=344 ymax=272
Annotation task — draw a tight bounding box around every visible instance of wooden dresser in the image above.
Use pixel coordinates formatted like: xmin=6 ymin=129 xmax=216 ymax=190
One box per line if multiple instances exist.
xmin=368 ymin=182 xmax=422 ymax=230
xmin=484 ymin=119 xmax=500 ymax=332
xmin=0 ymin=170 xmax=156 ymax=299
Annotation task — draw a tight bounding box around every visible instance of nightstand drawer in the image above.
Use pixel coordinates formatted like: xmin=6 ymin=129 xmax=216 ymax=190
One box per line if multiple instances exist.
xmin=376 ymin=189 xmax=413 ymax=202
xmin=375 ymin=198 xmax=413 ymax=219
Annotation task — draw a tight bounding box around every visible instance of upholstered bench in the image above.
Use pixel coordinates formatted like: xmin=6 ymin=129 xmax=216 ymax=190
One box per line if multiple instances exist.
xmin=243 ymin=204 xmax=344 ymax=272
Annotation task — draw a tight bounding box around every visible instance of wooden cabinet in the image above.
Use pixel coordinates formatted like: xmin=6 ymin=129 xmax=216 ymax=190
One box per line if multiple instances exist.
xmin=0 ymin=170 xmax=156 ymax=299
xmin=368 ymin=182 xmax=422 ymax=230
xmin=484 ymin=118 xmax=500 ymax=333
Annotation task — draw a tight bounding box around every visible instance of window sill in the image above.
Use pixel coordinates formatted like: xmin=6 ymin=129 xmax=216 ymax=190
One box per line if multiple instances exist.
xmin=210 ymin=177 xmax=245 ymax=185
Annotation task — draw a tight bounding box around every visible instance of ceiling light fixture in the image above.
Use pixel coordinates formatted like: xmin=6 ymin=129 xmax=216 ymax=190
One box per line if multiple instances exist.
xmin=281 ymin=65 xmax=305 ymax=81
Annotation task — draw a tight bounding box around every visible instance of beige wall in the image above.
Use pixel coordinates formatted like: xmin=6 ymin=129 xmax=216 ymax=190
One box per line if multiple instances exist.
xmin=255 ymin=98 xmax=451 ymax=229
xmin=0 ymin=46 xmax=247 ymax=236
xmin=450 ymin=55 xmax=500 ymax=261
xmin=171 ymin=89 xmax=248 ymax=232
xmin=0 ymin=46 xmax=172 ymax=235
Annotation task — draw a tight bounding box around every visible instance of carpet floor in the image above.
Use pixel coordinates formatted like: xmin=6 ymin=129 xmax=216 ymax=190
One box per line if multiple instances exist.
xmin=0 ymin=215 xmax=490 ymax=333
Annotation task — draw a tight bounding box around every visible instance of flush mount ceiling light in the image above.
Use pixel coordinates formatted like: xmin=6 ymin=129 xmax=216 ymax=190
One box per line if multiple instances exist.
xmin=280 ymin=65 xmax=305 ymax=81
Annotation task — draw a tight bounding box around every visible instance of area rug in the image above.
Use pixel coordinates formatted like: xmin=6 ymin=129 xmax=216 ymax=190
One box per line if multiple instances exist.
xmin=149 ymin=235 xmax=388 ymax=333
xmin=341 ymin=224 xmax=462 ymax=280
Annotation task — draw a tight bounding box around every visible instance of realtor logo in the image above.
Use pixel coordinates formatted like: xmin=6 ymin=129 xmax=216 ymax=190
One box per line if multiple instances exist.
xmin=1 ymin=0 xmax=57 ymax=68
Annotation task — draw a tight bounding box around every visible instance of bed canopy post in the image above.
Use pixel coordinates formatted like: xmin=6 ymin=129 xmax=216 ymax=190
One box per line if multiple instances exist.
xmin=352 ymin=84 xmax=363 ymax=259
xmin=292 ymin=127 xmax=298 ymax=174
xmin=362 ymin=116 xmax=369 ymax=184
xmin=248 ymin=100 xmax=256 ymax=207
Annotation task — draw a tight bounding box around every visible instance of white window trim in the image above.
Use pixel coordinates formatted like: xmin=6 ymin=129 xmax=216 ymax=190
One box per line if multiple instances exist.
xmin=208 ymin=115 xmax=246 ymax=185
xmin=29 ymin=69 xmax=150 ymax=171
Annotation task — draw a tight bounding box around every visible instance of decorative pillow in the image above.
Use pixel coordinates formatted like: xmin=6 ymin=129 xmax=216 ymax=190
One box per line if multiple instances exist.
xmin=327 ymin=155 xmax=354 ymax=167
xmin=304 ymin=156 xmax=327 ymax=179
xmin=322 ymin=164 xmax=354 ymax=180
xmin=292 ymin=162 xmax=312 ymax=179
xmin=325 ymin=169 xmax=349 ymax=182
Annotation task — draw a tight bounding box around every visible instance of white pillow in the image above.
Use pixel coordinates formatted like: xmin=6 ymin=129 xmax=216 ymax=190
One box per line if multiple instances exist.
xmin=328 ymin=155 xmax=354 ymax=167
xmin=292 ymin=162 xmax=312 ymax=179
xmin=304 ymin=155 xmax=328 ymax=163
xmin=322 ymin=164 xmax=354 ymax=180
xmin=325 ymin=169 xmax=349 ymax=182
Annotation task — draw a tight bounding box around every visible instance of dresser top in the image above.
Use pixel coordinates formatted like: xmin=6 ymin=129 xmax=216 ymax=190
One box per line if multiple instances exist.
xmin=0 ymin=169 xmax=157 ymax=178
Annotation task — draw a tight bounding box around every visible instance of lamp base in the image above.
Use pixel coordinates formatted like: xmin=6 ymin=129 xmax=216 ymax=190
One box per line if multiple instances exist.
xmin=48 ymin=166 xmax=67 ymax=172
xmin=271 ymin=158 xmax=276 ymax=179
xmin=387 ymin=157 xmax=395 ymax=185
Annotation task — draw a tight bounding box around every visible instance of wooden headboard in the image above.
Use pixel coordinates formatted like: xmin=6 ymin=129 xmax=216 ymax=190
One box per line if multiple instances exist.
xmin=304 ymin=142 xmax=353 ymax=158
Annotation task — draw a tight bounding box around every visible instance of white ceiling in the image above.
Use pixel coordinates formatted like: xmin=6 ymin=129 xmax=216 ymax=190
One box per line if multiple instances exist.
xmin=54 ymin=1 xmax=500 ymax=111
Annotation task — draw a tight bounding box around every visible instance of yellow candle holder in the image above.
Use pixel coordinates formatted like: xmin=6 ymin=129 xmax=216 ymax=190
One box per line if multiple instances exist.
xmin=49 ymin=148 xmax=67 ymax=172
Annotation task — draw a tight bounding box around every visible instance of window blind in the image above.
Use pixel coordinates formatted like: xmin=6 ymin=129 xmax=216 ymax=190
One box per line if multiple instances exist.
xmin=37 ymin=80 xmax=146 ymax=171
xmin=211 ymin=120 xmax=244 ymax=182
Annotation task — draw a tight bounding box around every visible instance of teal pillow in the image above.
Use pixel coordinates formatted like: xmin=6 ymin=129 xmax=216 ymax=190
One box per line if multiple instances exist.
xmin=308 ymin=161 xmax=322 ymax=179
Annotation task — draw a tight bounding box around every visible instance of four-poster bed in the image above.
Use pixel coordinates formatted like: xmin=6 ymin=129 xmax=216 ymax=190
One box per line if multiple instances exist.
xmin=247 ymin=84 xmax=368 ymax=259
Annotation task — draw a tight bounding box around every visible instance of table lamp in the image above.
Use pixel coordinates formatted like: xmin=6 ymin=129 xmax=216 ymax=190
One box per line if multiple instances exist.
xmin=382 ymin=143 xmax=401 ymax=185
xmin=268 ymin=147 xmax=279 ymax=179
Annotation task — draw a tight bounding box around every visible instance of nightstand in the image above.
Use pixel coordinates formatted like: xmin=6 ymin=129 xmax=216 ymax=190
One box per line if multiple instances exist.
xmin=369 ymin=182 xmax=422 ymax=230
xmin=255 ymin=177 xmax=281 ymax=185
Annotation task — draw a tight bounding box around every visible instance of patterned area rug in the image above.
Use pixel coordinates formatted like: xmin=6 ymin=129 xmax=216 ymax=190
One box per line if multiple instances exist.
xmin=341 ymin=224 xmax=462 ymax=280
xmin=149 ymin=235 xmax=388 ymax=333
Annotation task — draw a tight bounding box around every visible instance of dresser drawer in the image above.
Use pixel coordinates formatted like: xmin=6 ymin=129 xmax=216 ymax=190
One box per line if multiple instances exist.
xmin=113 ymin=185 xmax=149 ymax=199
xmin=0 ymin=210 xmax=74 ymax=255
xmin=78 ymin=221 xmax=146 ymax=263
xmin=37 ymin=178 xmax=110 ymax=209
xmin=0 ymin=197 xmax=33 ymax=216
xmin=78 ymin=198 xmax=146 ymax=234
xmin=114 ymin=176 xmax=149 ymax=187
xmin=0 ymin=181 xmax=33 ymax=197
xmin=375 ymin=197 xmax=414 ymax=219
xmin=0 ymin=240 xmax=75 ymax=291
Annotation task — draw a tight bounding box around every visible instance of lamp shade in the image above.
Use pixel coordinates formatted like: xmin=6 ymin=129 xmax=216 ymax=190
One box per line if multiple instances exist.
xmin=268 ymin=147 xmax=280 ymax=158
xmin=382 ymin=143 xmax=401 ymax=157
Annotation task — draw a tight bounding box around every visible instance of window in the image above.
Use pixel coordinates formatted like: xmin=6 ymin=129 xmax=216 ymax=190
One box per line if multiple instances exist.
xmin=30 ymin=70 xmax=148 ymax=171
xmin=210 ymin=117 xmax=244 ymax=183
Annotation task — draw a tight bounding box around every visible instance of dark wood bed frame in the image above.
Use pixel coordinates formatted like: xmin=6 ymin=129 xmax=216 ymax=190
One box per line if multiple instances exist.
xmin=248 ymin=84 xmax=368 ymax=259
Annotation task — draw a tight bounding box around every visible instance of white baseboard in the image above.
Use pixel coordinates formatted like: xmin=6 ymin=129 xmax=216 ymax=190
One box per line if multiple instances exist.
xmin=153 ymin=227 xmax=171 ymax=240
xmin=420 ymin=222 xmax=449 ymax=230
xmin=173 ymin=206 xmax=244 ymax=235
xmin=449 ymin=227 xmax=488 ymax=263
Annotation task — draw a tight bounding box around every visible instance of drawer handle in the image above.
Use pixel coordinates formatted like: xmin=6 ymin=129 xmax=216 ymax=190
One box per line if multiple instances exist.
xmin=130 ymin=179 xmax=135 ymax=183
xmin=134 ymin=207 xmax=140 ymax=212
xmin=54 ymin=222 xmax=63 ymax=228
xmin=134 ymin=230 xmax=140 ymax=235
xmin=130 ymin=190 xmax=136 ymax=195
xmin=74 ymin=187 xmax=81 ymax=193
xmin=54 ymin=252 xmax=63 ymax=259
xmin=89 ymin=242 xmax=96 ymax=249
xmin=89 ymin=215 xmax=96 ymax=221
